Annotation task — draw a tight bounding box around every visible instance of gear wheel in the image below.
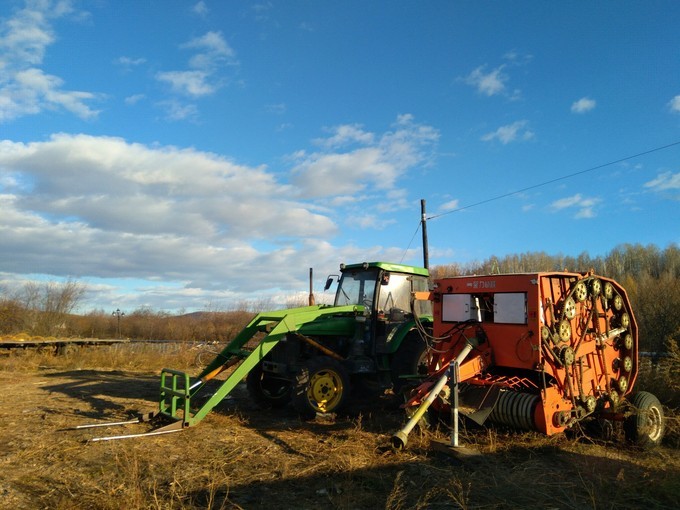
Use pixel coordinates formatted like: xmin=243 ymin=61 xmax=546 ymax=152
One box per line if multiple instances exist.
xmin=558 ymin=320 xmax=572 ymax=342
xmin=573 ymin=281 xmax=588 ymax=302
xmin=562 ymin=297 xmax=576 ymax=320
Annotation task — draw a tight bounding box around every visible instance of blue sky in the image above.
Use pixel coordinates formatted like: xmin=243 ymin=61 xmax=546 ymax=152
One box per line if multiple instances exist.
xmin=1 ymin=0 xmax=679 ymax=313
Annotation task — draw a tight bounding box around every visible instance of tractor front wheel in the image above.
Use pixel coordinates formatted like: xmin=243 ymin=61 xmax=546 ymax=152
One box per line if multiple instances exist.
xmin=623 ymin=391 xmax=665 ymax=448
xmin=246 ymin=361 xmax=292 ymax=409
xmin=293 ymin=356 xmax=350 ymax=419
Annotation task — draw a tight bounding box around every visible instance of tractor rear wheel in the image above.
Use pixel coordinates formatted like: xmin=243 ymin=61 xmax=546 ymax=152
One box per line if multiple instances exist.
xmin=623 ymin=391 xmax=665 ymax=448
xmin=293 ymin=356 xmax=350 ymax=419
xmin=391 ymin=332 xmax=428 ymax=395
xmin=246 ymin=361 xmax=292 ymax=409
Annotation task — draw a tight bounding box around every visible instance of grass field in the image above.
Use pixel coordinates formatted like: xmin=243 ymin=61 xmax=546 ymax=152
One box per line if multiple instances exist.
xmin=0 ymin=343 xmax=678 ymax=509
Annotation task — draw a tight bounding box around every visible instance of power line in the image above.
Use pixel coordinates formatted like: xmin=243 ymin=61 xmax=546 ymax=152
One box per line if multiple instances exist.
xmin=426 ymin=139 xmax=680 ymax=221
xmin=400 ymin=139 xmax=680 ymax=263
xmin=400 ymin=220 xmax=423 ymax=264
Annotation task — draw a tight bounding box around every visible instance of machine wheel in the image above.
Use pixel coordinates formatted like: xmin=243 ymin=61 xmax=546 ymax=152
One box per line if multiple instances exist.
xmin=391 ymin=332 xmax=428 ymax=394
xmin=623 ymin=391 xmax=665 ymax=448
xmin=293 ymin=356 xmax=350 ymax=419
xmin=246 ymin=361 xmax=292 ymax=409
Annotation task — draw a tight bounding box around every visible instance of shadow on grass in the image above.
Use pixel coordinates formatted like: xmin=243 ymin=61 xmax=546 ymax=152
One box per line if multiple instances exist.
xmin=183 ymin=444 xmax=680 ymax=510
xmin=41 ymin=369 xmax=159 ymax=419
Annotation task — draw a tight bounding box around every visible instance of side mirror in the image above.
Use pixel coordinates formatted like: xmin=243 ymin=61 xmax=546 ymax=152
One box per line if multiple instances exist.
xmin=324 ymin=276 xmax=335 ymax=291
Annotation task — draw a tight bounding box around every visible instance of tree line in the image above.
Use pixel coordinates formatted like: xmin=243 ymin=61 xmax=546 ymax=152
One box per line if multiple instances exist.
xmin=1 ymin=243 xmax=678 ymax=352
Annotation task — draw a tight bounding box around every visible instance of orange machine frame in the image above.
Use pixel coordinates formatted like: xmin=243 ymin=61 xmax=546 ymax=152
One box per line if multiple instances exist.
xmin=416 ymin=271 xmax=637 ymax=435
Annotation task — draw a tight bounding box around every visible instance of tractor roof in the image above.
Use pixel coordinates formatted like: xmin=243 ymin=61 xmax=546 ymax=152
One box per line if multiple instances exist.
xmin=340 ymin=261 xmax=429 ymax=277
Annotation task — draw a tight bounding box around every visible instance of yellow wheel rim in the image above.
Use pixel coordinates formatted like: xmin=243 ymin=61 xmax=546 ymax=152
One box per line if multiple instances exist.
xmin=308 ymin=369 xmax=344 ymax=413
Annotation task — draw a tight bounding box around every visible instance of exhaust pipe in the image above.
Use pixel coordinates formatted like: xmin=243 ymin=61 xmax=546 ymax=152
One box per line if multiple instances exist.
xmin=391 ymin=340 xmax=476 ymax=450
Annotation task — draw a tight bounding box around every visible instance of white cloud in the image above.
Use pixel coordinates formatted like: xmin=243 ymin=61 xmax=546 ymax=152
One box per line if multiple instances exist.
xmin=571 ymin=97 xmax=596 ymax=114
xmin=156 ymin=32 xmax=237 ymax=98
xmin=375 ymin=189 xmax=410 ymax=213
xmin=0 ymin=133 xmax=367 ymax=308
xmin=156 ymin=99 xmax=199 ymax=121
xmin=291 ymin=115 xmax=439 ymax=198
xmin=156 ymin=70 xmax=215 ymax=96
xmin=0 ymin=0 xmax=99 ymax=122
xmin=182 ymin=31 xmax=237 ymax=69
xmin=313 ymin=124 xmax=375 ymax=149
xmin=116 ymin=56 xmax=146 ymax=67
xmin=462 ymin=54 xmax=532 ymax=101
xmin=550 ymin=193 xmax=601 ymax=218
xmin=124 ymin=94 xmax=145 ymax=105
xmin=481 ymin=120 xmax=534 ymax=144
xmin=346 ymin=214 xmax=397 ymax=230
xmin=0 ymin=133 xmax=334 ymax=238
xmin=439 ymin=199 xmax=460 ymax=212
xmin=193 ymin=1 xmax=208 ymax=16
xmin=464 ymin=65 xmax=507 ymax=96
xmin=264 ymin=103 xmax=287 ymax=114
xmin=669 ymin=95 xmax=680 ymax=113
xmin=644 ymin=171 xmax=680 ymax=191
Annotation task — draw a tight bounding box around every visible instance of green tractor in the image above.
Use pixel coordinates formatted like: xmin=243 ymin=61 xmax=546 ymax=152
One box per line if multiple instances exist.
xmin=155 ymin=262 xmax=432 ymax=430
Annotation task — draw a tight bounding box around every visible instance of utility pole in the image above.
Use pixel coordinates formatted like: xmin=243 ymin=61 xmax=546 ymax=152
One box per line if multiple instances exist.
xmin=421 ymin=199 xmax=429 ymax=270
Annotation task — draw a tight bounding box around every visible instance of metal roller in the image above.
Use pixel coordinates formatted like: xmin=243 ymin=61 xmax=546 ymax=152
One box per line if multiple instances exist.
xmin=488 ymin=391 xmax=539 ymax=431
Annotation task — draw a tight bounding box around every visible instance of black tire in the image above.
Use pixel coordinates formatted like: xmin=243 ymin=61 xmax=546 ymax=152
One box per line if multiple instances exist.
xmin=293 ymin=356 xmax=350 ymax=419
xmin=246 ymin=361 xmax=292 ymax=409
xmin=623 ymin=391 xmax=665 ymax=448
xmin=390 ymin=332 xmax=428 ymax=395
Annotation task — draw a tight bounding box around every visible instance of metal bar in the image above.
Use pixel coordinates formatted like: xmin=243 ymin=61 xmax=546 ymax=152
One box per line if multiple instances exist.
xmin=89 ymin=419 xmax=184 ymax=442
xmin=189 ymin=356 xmax=242 ymax=390
xmin=90 ymin=428 xmax=183 ymax=442
xmin=295 ymin=332 xmax=345 ymax=361
xmin=450 ymin=360 xmax=460 ymax=447
xmin=70 ymin=419 xmax=140 ymax=430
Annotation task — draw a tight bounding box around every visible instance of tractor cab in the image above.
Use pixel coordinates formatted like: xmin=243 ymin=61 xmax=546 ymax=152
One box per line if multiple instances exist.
xmin=330 ymin=262 xmax=431 ymax=355
xmin=331 ymin=262 xmax=430 ymax=310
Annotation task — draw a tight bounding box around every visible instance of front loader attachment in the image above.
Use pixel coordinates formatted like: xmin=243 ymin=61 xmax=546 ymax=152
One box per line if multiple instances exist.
xmin=159 ymin=304 xmax=360 ymax=428
xmin=77 ymin=304 xmax=361 ymax=440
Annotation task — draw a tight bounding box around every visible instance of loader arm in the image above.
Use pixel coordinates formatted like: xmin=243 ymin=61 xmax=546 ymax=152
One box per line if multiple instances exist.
xmin=159 ymin=304 xmax=361 ymax=428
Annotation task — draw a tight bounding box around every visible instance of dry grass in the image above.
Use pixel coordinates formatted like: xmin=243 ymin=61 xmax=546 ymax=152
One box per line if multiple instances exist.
xmin=0 ymin=341 xmax=201 ymax=373
xmin=0 ymin=344 xmax=679 ymax=509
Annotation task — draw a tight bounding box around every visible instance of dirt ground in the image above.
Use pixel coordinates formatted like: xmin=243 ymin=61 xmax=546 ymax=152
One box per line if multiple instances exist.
xmin=1 ymin=359 xmax=679 ymax=509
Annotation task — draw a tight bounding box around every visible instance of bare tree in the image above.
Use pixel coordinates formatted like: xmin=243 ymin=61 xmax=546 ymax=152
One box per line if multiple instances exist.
xmin=19 ymin=279 xmax=86 ymax=336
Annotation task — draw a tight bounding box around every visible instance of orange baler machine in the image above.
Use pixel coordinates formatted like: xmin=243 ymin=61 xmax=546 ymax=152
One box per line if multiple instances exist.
xmin=406 ymin=271 xmax=637 ymax=436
